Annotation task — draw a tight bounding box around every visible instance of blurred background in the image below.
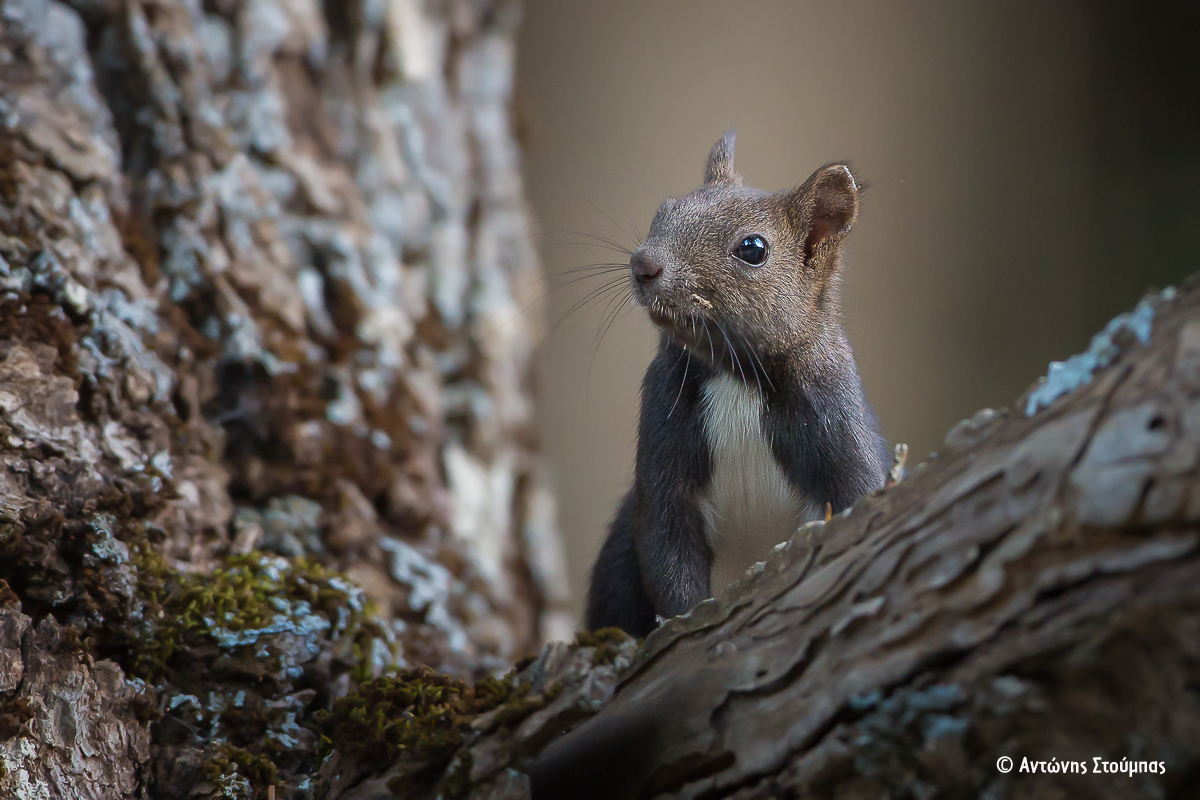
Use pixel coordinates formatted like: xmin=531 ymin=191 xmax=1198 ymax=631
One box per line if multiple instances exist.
xmin=514 ymin=0 xmax=1200 ymax=617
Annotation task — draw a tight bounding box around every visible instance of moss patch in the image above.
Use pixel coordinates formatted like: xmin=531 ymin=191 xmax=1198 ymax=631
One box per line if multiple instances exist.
xmin=130 ymin=550 xmax=376 ymax=681
xmin=437 ymin=750 xmax=474 ymax=799
xmin=198 ymin=744 xmax=280 ymax=800
xmin=317 ymin=668 xmax=500 ymax=771
xmin=318 ymin=663 xmax=574 ymax=797
xmin=573 ymin=626 xmax=634 ymax=666
xmin=315 ymin=630 xmax=638 ymax=796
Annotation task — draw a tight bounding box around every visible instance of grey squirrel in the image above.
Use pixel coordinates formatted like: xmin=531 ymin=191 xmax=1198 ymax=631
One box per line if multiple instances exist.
xmin=585 ymin=132 xmax=889 ymax=637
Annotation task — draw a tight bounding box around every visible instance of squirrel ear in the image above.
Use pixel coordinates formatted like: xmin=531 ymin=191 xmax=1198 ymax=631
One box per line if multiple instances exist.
xmin=793 ymin=163 xmax=859 ymax=263
xmin=704 ymin=131 xmax=741 ymax=186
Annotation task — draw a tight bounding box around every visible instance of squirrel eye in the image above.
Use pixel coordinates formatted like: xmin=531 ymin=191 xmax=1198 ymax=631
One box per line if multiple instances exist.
xmin=733 ymin=235 xmax=768 ymax=266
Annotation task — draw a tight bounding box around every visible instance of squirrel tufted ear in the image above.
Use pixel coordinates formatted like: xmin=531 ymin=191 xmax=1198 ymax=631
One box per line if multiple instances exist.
xmin=704 ymin=131 xmax=742 ymax=186
xmin=793 ymin=163 xmax=859 ymax=263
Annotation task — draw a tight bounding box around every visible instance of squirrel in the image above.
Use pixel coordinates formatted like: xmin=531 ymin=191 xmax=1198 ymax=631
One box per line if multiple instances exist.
xmin=584 ymin=132 xmax=889 ymax=637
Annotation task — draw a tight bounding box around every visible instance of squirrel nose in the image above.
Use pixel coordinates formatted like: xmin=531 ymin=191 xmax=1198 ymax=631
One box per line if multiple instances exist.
xmin=630 ymin=251 xmax=663 ymax=285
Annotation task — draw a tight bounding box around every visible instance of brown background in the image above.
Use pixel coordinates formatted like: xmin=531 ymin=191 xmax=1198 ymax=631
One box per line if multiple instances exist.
xmin=515 ymin=0 xmax=1200 ymax=617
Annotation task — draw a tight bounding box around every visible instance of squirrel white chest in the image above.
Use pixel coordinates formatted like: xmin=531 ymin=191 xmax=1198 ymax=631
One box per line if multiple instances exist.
xmin=699 ymin=372 xmax=817 ymax=595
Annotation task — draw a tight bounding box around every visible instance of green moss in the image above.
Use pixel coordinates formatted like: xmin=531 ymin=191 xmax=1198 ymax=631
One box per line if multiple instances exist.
xmin=129 ymin=537 xmax=170 ymax=605
xmin=200 ymin=744 xmax=280 ymax=800
xmin=125 ymin=540 xmax=172 ymax=678
xmin=438 ymin=751 xmax=474 ymax=799
xmin=573 ymin=627 xmax=634 ymax=666
xmin=347 ymin=601 xmax=394 ymax=685
xmin=488 ymin=680 xmax=563 ymax=729
xmin=316 ymin=631 xmax=639 ymax=794
xmin=115 ymin=538 xmax=403 ymax=791
xmin=318 ymin=663 xmax=574 ymax=796
xmin=222 ymin=745 xmax=280 ymax=786
xmin=168 ymin=554 xmax=356 ymax=636
xmin=128 ymin=548 xmax=391 ymax=683
xmin=316 ymin=668 xmax=487 ymax=770
xmin=316 ymin=665 xmax=538 ymax=796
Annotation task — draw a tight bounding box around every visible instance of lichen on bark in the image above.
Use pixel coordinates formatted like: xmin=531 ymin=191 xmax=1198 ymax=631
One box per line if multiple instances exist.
xmin=0 ymin=0 xmax=568 ymax=796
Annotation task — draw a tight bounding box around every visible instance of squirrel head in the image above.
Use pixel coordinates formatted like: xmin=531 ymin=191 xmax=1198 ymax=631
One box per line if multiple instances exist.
xmin=630 ymin=131 xmax=860 ymax=364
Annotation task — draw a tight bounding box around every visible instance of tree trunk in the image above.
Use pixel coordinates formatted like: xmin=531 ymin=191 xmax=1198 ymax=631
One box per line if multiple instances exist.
xmin=0 ymin=0 xmax=568 ymax=797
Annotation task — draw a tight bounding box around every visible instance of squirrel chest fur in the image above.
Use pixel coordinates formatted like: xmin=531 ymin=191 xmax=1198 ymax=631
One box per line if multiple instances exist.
xmin=585 ymin=132 xmax=888 ymax=637
xmin=700 ymin=372 xmax=817 ymax=593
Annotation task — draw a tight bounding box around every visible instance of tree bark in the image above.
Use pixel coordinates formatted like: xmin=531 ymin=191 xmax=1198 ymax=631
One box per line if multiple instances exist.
xmin=308 ymin=290 xmax=1200 ymax=800
xmin=526 ymin=282 xmax=1200 ymax=800
xmin=0 ymin=0 xmax=567 ymax=797
xmin=5 ymin=0 xmax=1200 ymax=797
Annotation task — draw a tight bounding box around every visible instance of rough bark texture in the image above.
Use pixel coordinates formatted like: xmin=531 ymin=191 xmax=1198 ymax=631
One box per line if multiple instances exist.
xmin=526 ymin=282 xmax=1200 ymax=800
xmin=312 ymin=281 xmax=1200 ymax=800
xmin=5 ymin=0 xmax=1200 ymax=796
xmin=0 ymin=0 xmax=568 ymax=797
